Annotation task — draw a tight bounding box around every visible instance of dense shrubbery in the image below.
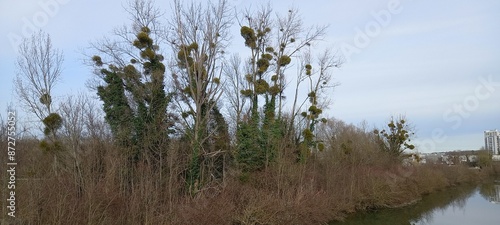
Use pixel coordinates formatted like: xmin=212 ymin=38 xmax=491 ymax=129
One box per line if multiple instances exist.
xmin=1 ymin=117 xmax=497 ymax=225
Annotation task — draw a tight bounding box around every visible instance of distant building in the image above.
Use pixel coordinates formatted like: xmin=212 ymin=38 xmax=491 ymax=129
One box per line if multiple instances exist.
xmin=484 ymin=130 xmax=500 ymax=155
xmin=488 ymin=184 xmax=500 ymax=204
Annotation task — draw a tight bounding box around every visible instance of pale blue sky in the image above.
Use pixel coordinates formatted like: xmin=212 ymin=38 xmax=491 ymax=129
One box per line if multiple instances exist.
xmin=1 ymin=0 xmax=499 ymax=152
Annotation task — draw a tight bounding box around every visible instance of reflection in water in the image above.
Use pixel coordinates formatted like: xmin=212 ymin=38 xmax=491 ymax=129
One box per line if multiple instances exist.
xmin=479 ymin=181 xmax=500 ymax=204
xmin=330 ymin=183 xmax=500 ymax=225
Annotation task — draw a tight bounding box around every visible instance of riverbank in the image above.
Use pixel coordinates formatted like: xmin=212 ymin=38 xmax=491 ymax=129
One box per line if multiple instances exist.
xmin=183 ymin=162 xmax=498 ymax=225
xmin=329 ymin=181 xmax=500 ymax=225
xmin=157 ymin=160 xmax=500 ymax=224
xmin=5 ymin=145 xmax=499 ymax=225
xmin=326 ymin=163 xmax=500 ymax=224
xmin=165 ymin=163 xmax=495 ymax=225
xmin=4 ymin=136 xmax=499 ymax=224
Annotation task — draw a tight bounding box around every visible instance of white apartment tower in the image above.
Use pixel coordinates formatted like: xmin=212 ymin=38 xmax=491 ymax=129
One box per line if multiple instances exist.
xmin=484 ymin=130 xmax=500 ymax=155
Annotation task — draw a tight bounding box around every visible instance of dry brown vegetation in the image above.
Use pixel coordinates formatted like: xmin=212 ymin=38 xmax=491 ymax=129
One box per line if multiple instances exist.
xmin=1 ymin=119 xmax=496 ymax=225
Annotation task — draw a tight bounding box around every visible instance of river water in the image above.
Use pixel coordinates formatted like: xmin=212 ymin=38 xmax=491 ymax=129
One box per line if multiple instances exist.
xmin=330 ymin=181 xmax=500 ymax=225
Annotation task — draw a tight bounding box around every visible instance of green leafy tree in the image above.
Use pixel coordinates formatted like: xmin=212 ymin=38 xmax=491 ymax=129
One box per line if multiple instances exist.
xmin=93 ymin=62 xmax=134 ymax=147
xmin=91 ymin=0 xmax=171 ymax=169
xmin=93 ymin=25 xmax=169 ymax=167
xmin=95 ymin=1 xmax=173 ymax=173
xmin=374 ymin=115 xmax=415 ymax=158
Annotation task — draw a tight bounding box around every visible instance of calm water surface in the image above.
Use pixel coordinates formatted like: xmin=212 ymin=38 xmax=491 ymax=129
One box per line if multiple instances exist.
xmin=330 ymin=181 xmax=500 ymax=225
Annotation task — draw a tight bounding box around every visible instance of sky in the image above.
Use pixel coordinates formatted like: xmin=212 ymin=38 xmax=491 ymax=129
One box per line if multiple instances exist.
xmin=1 ymin=0 xmax=499 ymax=153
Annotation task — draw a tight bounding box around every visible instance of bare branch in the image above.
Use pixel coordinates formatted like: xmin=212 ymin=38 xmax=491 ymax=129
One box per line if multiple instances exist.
xmin=15 ymin=30 xmax=63 ymax=122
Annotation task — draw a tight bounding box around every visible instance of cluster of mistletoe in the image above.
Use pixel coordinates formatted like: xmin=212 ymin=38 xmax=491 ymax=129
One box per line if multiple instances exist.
xmin=373 ymin=116 xmax=415 ymax=157
xmin=93 ymin=26 xmax=170 ymax=166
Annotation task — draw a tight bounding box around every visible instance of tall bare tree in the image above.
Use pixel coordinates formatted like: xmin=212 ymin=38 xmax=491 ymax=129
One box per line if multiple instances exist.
xmin=168 ymin=0 xmax=232 ymax=193
xmin=222 ymin=54 xmax=249 ymax=140
xmin=15 ymin=30 xmax=63 ymax=122
xmin=295 ymin=49 xmax=342 ymax=162
xmin=15 ymin=30 xmax=66 ymax=175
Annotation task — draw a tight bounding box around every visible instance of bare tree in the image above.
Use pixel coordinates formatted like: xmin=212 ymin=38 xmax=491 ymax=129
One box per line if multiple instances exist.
xmin=223 ymin=54 xmax=249 ymax=139
xmin=85 ymin=0 xmax=167 ymax=93
xmin=298 ymin=49 xmax=342 ymax=160
xmin=88 ymin=0 xmax=166 ymax=69
xmin=15 ymin=30 xmax=66 ymax=176
xmin=168 ymin=0 xmax=232 ymax=192
xmin=15 ymin=30 xmax=63 ymax=122
xmin=58 ymin=93 xmax=97 ymax=195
